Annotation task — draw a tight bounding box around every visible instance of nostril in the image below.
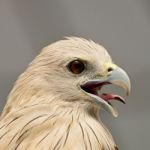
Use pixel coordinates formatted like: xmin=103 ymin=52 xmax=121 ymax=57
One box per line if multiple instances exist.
xmin=107 ymin=67 xmax=113 ymax=72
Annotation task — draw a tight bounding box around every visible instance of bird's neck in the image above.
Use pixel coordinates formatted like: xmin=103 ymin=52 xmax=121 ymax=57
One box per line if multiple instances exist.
xmin=42 ymin=102 xmax=117 ymax=149
xmin=1 ymin=95 xmax=117 ymax=150
xmin=52 ymin=103 xmax=116 ymax=150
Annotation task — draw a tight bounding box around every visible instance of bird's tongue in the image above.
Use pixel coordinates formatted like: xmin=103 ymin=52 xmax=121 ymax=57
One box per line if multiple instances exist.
xmin=100 ymin=93 xmax=125 ymax=104
xmin=81 ymin=81 xmax=126 ymax=104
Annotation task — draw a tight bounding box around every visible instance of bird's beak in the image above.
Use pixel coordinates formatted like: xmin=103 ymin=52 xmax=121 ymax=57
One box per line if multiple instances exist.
xmin=106 ymin=67 xmax=131 ymax=96
xmin=81 ymin=67 xmax=131 ymax=117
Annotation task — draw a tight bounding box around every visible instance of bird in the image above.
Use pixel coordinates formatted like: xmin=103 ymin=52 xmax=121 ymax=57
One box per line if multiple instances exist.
xmin=0 ymin=37 xmax=131 ymax=150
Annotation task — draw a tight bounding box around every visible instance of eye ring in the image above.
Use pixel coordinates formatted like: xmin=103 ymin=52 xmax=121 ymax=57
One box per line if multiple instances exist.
xmin=68 ymin=60 xmax=85 ymax=74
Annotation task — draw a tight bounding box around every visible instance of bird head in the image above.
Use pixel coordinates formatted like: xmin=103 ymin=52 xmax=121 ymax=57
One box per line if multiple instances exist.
xmin=28 ymin=37 xmax=131 ymax=117
xmin=5 ymin=37 xmax=131 ymax=117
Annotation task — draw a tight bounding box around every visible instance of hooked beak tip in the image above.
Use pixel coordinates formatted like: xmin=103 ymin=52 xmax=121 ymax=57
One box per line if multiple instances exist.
xmin=107 ymin=67 xmax=131 ymax=96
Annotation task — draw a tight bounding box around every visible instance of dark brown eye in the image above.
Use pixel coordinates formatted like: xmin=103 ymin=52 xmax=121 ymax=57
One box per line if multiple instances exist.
xmin=68 ymin=60 xmax=85 ymax=74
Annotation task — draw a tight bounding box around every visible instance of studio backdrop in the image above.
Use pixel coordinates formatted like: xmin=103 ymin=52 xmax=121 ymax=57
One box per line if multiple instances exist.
xmin=0 ymin=0 xmax=150 ymax=149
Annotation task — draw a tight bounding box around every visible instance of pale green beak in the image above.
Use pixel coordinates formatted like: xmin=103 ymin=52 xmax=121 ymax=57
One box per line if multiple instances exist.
xmin=107 ymin=67 xmax=131 ymax=96
xmin=81 ymin=67 xmax=131 ymax=117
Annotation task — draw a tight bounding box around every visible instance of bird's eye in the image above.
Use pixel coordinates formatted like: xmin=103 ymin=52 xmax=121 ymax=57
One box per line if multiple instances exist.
xmin=68 ymin=60 xmax=85 ymax=74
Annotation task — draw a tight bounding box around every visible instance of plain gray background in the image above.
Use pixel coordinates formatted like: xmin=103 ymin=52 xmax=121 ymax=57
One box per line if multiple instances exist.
xmin=0 ymin=0 xmax=150 ymax=149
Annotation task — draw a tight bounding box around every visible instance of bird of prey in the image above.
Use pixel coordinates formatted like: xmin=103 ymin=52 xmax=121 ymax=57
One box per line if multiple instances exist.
xmin=0 ymin=37 xmax=131 ymax=150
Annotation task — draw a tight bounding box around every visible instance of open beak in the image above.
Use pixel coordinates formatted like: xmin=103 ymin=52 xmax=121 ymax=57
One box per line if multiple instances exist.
xmin=81 ymin=67 xmax=131 ymax=117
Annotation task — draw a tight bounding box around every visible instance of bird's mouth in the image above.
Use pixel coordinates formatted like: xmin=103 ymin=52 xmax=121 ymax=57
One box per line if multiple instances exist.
xmin=80 ymin=68 xmax=131 ymax=117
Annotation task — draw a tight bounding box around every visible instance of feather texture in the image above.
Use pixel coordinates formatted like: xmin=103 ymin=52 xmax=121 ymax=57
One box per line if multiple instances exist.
xmin=0 ymin=37 xmax=119 ymax=149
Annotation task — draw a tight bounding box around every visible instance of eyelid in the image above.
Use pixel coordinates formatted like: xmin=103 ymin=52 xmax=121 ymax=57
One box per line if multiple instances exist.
xmin=64 ymin=58 xmax=87 ymax=68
